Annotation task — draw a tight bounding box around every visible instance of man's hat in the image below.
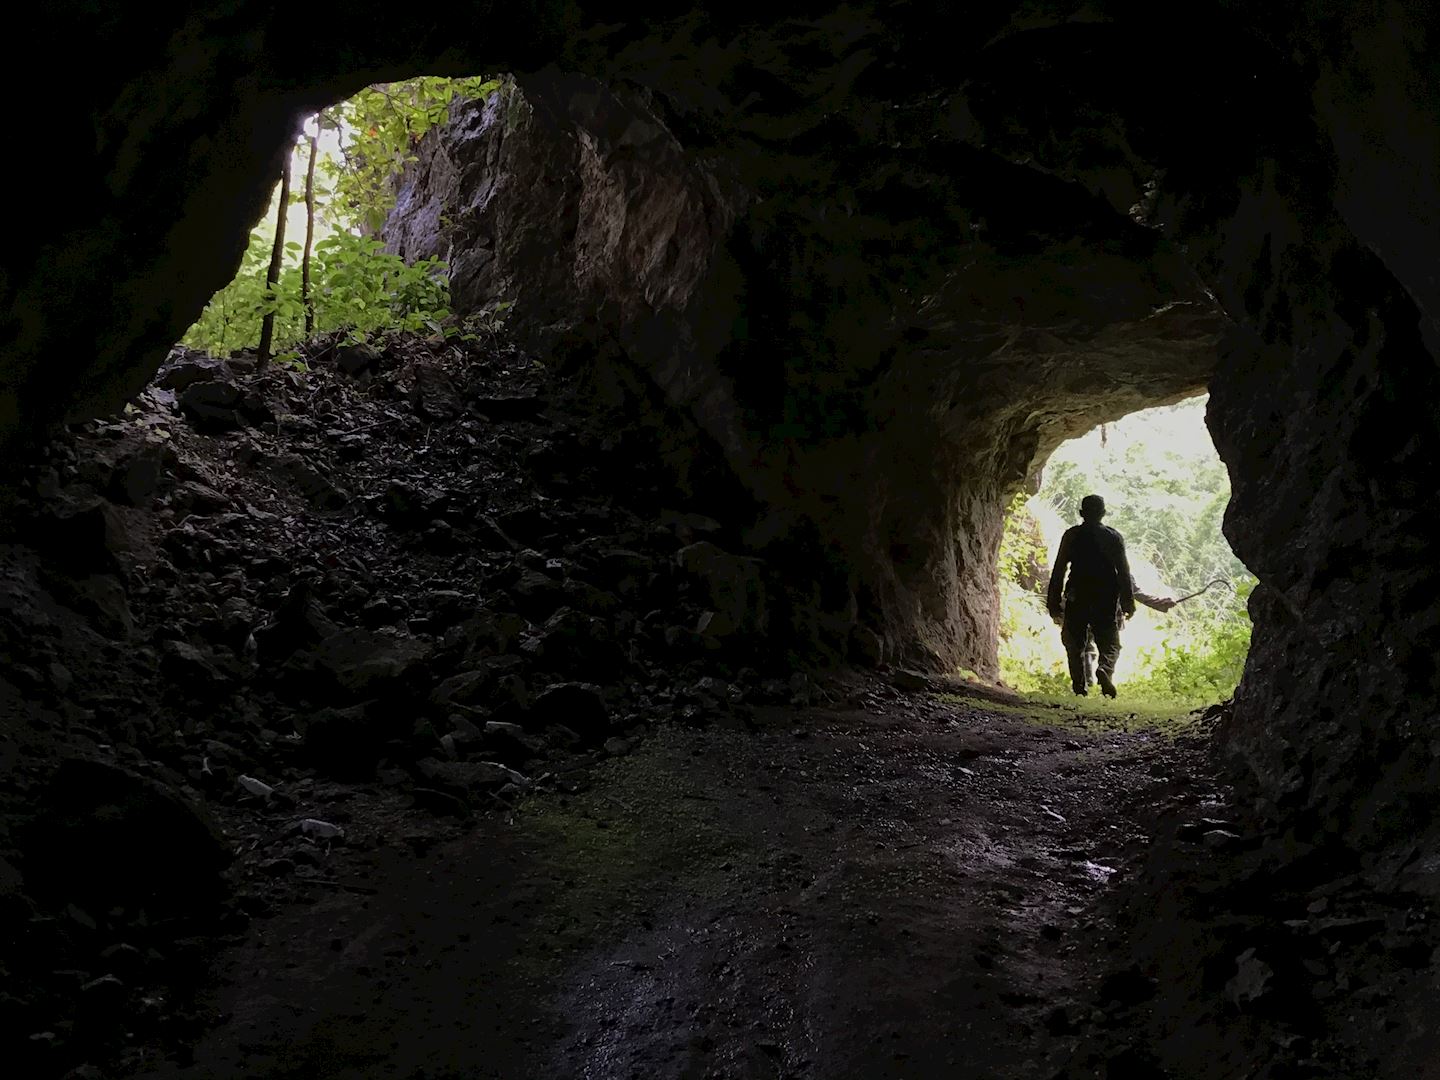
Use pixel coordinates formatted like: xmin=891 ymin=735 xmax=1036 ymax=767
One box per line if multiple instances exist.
xmin=1080 ymin=494 xmax=1106 ymax=519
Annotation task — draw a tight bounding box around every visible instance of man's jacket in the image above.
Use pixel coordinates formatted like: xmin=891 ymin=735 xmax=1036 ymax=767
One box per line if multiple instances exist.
xmin=1046 ymin=521 xmax=1135 ymax=617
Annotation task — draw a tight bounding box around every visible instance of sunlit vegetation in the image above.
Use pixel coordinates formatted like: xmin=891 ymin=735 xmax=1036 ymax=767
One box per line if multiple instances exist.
xmin=997 ymin=397 xmax=1254 ymax=703
xmin=183 ymin=75 xmax=504 ymax=362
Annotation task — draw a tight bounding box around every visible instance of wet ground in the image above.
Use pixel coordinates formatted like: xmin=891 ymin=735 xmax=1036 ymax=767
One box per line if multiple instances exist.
xmin=135 ymin=686 xmax=1217 ymax=1079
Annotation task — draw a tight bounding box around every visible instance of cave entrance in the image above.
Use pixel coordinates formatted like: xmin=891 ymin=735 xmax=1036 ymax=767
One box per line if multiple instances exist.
xmin=996 ymin=395 xmax=1254 ymax=707
xmin=181 ymin=74 xmax=505 ymax=363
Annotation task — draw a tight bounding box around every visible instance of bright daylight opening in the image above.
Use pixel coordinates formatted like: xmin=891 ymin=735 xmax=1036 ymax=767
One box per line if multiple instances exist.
xmin=182 ymin=75 xmax=505 ymax=361
xmin=996 ymin=396 xmax=1255 ymax=707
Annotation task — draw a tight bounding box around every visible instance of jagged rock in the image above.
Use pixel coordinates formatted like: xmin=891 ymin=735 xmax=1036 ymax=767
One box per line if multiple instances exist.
xmin=891 ymin=669 xmax=930 ymax=693
xmin=158 ymin=638 xmax=232 ymax=690
xmin=155 ymin=353 xmax=231 ymax=391
xmin=849 ymin=626 xmax=885 ymax=667
xmin=178 ymin=379 xmax=246 ymax=431
xmin=509 ymin=568 xmax=565 ymax=621
xmin=415 ymin=758 xmax=528 ymax=793
xmin=432 ymin=668 xmax=490 ymax=706
xmin=255 ymin=595 xmax=338 ymax=665
xmin=531 ymin=682 xmax=609 ymax=745
xmin=661 ymin=512 xmax=723 ymax=542
xmin=297 ymin=628 xmax=430 ymax=698
xmin=375 ymin=479 xmax=431 ymax=525
xmin=21 ymin=759 xmax=230 ymax=914
xmin=411 ymin=786 xmax=470 ymax=818
xmin=676 ymin=541 xmax=767 ymax=640
xmin=107 ymin=445 xmax=170 ymax=505
xmin=299 ymin=701 xmax=390 ymax=776
xmin=1226 ymin=949 xmax=1275 ymax=1010
xmin=482 ymin=720 xmax=539 ymax=765
xmin=473 ymin=392 xmax=544 ymax=421
xmin=335 ymin=342 xmax=384 ymax=376
xmin=275 ymin=454 xmax=347 ymax=510
xmin=409 ymin=364 xmax=462 ymax=421
xmin=40 ymin=571 xmax=134 ymax=638
xmin=523 ymin=607 xmax=621 ymax=677
xmin=36 ymin=496 xmax=136 ymax=570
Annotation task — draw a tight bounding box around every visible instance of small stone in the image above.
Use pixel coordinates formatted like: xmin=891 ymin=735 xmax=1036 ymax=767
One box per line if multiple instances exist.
xmin=238 ymin=775 xmax=276 ymax=800
xmin=335 ymin=342 xmax=384 ymax=375
xmin=532 ymin=682 xmax=610 ymax=745
xmin=1202 ymin=828 xmax=1242 ymax=851
xmin=891 ymin=669 xmax=929 ymax=692
xmin=298 ymin=818 xmax=345 ymax=842
xmin=1225 ymin=948 xmax=1274 ymax=1009
xmin=178 ymin=379 xmax=246 ymax=430
xmin=80 ymin=973 xmax=125 ymax=994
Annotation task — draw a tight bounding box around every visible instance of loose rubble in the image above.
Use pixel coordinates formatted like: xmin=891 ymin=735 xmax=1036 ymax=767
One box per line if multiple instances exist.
xmin=0 ymin=331 xmax=797 ymax=1076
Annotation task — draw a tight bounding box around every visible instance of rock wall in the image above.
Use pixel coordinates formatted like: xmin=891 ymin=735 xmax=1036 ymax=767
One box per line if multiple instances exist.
xmin=385 ymin=71 xmax=1222 ymax=672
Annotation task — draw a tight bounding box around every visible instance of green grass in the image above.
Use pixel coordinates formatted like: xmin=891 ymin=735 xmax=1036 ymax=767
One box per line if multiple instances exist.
xmin=938 ymin=689 xmax=1208 ymax=737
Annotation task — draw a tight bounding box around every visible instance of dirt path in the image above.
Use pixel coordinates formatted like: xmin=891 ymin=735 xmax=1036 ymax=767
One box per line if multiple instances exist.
xmin=136 ymin=687 xmax=1213 ymax=1079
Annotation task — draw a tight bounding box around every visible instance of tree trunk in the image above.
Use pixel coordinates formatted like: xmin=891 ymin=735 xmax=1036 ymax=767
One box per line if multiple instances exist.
xmin=302 ymin=132 xmax=318 ymax=337
xmin=257 ymin=147 xmax=294 ymax=367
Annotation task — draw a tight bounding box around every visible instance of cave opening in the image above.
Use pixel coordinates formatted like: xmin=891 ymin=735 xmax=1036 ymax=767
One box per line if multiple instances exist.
xmin=7 ymin=3 xmax=1440 ymax=1075
xmin=996 ymin=394 xmax=1254 ymax=708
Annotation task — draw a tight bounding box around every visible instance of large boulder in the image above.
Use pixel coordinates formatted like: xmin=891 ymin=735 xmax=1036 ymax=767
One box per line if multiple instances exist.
xmin=21 ymin=759 xmax=230 ymax=914
xmin=675 ymin=540 xmax=768 ymax=640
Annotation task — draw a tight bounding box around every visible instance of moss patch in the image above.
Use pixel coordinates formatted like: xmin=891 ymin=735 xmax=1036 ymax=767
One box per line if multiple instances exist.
xmin=509 ymin=728 xmax=753 ymax=976
xmin=939 ymin=689 xmax=1206 ymax=737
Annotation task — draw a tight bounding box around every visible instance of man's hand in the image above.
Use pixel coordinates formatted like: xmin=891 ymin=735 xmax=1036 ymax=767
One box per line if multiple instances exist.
xmin=1048 ymin=607 xmax=1063 ymax=626
xmin=1153 ymin=597 xmax=1178 ymax=613
xmin=1122 ymin=604 xmax=1136 ymax=620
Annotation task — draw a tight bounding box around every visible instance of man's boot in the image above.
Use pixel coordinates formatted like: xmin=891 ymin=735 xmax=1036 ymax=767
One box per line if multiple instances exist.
xmin=1096 ymin=670 xmax=1117 ymax=698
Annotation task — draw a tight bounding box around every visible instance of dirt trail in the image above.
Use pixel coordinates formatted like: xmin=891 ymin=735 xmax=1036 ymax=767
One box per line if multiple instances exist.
xmin=137 ymin=688 xmax=1212 ymax=1079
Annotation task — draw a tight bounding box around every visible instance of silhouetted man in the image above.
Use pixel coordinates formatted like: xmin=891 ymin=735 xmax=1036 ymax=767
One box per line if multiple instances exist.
xmin=1046 ymin=495 xmax=1134 ymax=697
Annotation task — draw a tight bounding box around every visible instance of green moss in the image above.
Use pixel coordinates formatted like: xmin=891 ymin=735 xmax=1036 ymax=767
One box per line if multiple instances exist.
xmin=508 ymin=731 xmax=750 ymax=977
xmin=938 ymin=689 xmax=1204 ymax=737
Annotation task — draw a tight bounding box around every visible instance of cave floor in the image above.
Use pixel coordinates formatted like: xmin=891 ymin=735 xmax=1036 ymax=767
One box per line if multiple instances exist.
xmin=135 ymin=688 xmax=1214 ymax=1080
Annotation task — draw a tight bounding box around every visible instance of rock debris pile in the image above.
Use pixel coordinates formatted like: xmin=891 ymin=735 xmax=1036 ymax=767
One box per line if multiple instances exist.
xmin=0 ymin=331 xmax=813 ymax=1075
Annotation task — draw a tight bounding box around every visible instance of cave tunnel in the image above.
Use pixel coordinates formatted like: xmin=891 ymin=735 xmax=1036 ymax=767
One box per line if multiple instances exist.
xmin=5 ymin=1 xmax=1440 ymax=1076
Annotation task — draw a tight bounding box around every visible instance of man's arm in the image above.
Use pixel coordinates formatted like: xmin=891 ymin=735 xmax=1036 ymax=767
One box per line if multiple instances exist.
xmin=1046 ymin=531 xmax=1071 ymax=618
xmin=1134 ymin=586 xmax=1177 ymax=613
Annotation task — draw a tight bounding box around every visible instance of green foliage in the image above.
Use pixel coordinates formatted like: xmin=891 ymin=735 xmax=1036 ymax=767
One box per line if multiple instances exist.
xmin=996 ymin=398 xmax=1256 ymax=705
xmin=1039 ymin=400 xmax=1246 ymax=627
xmin=322 ymin=75 xmax=501 ymax=234
xmin=1121 ymin=578 xmax=1253 ymax=701
xmin=184 ymin=75 xmax=500 ymax=355
xmin=183 ymin=228 xmax=452 ymax=354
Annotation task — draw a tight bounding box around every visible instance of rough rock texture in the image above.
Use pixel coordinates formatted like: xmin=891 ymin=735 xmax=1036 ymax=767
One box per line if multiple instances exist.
xmin=7 ymin=1 xmax=1440 ymax=852
xmin=387 ymin=71 xmax=1223 ymax=673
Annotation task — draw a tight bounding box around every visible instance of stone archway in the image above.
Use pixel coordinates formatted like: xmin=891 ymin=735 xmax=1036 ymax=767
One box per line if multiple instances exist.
xmin=11 ymin=0 xmax=1440 ymax=845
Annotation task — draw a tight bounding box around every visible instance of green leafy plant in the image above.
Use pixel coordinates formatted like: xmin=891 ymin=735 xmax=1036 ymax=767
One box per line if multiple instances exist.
xmin=183 ymin=75 xmax=500 ymax=356
xmin=321 ymin=76 xmax=501 ymax=234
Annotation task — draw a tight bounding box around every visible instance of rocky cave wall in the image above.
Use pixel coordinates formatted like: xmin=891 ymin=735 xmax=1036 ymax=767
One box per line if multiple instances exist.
xmin=384 ymin=70 xmax=1223 ymax=672
xmin=8 ymin=0 xmax=1440 ymax=842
